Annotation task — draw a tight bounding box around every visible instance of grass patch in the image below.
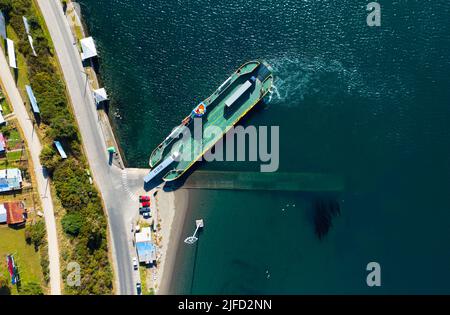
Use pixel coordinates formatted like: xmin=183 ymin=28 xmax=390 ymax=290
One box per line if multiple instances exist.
xmin=74 ymin=25 xmax=83 ymax=41
xmin=0 ymin=226 xmax=44 ymax=295
xmin=0 ymin=94 xmax=12 ymax=115
xmin=6 ymin=150 xmax=24 ymax=161
xmin=139 ymin=265 xmax=147 ymax=293
xmin=138 ymin=265 xmax=155 ymax=295
xmin=6 ymin=129 xmax=21 ymax=150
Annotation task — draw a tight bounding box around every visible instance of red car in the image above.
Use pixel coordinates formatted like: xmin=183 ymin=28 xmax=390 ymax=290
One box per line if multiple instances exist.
xmin=141 ymin=201 xmax=150 ymax=208
xmin=139 ymin=196 xmax=150 ymax=202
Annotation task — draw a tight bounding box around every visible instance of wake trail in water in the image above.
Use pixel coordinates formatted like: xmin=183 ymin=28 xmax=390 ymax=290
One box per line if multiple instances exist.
xmin=266 ymin=56 xmax=371 ymax=107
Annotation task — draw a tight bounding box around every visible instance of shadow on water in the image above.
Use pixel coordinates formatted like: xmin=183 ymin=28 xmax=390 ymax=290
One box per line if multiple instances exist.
xmin=162 ymin=160 xmax=205 ymax=192
xmin=311 ymin=197 xmax=341 ymax=240
xmin=187 ymin=227 xmax=204 ymax=294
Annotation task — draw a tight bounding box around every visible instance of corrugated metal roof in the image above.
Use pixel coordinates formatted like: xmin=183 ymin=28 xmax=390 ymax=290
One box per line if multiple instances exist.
xmin=0 ymin=10 xmax=6 ymax=39
xmin=6 ymin=38 xmax=17 ymax=69
xmin=0 ymin=169 xmax=22 ymax=192
xmin=5 ymin=201 xmax=25 ymax=225
xmin=54 ymin=141 xmax=67 ymax=159
xmin=80 ymin=37 xmax=97 ymax=60
xmin=25 ymin=85 xmax=40 ymax=113
xmin=93 ymin=88 xmax=108 ymax=104
xmin=136 ymin=242 xmax=156 ymax=263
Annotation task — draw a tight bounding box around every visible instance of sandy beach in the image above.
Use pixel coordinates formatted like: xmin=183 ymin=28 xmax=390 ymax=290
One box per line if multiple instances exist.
xmin=156 ymin=188 xmax=189 ymax=294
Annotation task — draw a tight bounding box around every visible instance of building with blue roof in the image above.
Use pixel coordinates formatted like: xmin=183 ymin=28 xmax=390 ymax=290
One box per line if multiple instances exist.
xmin=25 ymin=85 xmax=40 ymax=114
xmin=135 ymin=227 xmax=156 ymax=264
xmin=0 ymin=168 xmax=22 ymax=193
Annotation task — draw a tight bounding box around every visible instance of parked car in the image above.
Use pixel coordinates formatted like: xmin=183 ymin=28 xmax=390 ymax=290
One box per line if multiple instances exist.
xmin=136 ymin=282 xmax=142 ymax=295
xmin=132 ymin=257 xmax=138 ymax=270
xmin=139 ymin=207 xmax=151 ymax=214
xmin=139 ymin=195 xmax=150 ymax=202
xmin=141 ymin=201 xmax=151 ymax=207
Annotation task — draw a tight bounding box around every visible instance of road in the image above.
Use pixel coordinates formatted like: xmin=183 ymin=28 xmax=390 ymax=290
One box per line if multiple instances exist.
xmin=0 ymin=49 xmax=61 ymax=294
xmin=36 ymin=0 xmax=138 ymax=294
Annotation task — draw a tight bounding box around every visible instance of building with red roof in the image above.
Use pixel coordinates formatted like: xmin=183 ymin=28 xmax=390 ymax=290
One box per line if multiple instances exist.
xmin=4 ymin=201 xmax=26 ymax=226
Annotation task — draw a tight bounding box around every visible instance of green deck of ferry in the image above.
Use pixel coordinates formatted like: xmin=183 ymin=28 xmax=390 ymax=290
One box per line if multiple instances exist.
xmin=150 ymin=61 xmax=273 ymax=181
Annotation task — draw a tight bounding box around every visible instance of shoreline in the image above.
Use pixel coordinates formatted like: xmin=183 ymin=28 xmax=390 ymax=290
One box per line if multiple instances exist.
xmin=65 ymin=0 xmax=126 ymax=169
xmin=156 ymin=189 xmax=189 ymax=294
xmin=64 ymin=1 xmax=191 ymax=295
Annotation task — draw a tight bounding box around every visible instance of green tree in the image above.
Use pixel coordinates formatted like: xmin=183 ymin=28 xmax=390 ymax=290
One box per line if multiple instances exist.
xmin=26 ymin=221 xmax=46 ymax=249
xmin=40 ymin=144 xmax=61 ymax=174
xmin=49 ymin=117 xmax=78 ymax=141
xmin=61 ymin=212 xmax=82 ymax=236
xmin=0 ymin=0 xmax=12 ymax=15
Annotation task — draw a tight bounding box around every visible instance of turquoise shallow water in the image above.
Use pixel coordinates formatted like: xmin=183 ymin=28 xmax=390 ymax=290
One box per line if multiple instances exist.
xmin=78 ymin=0 xmax=450 ymax=293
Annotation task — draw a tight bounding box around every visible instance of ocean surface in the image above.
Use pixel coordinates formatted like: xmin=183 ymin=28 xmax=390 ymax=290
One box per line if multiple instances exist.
xmin=78 ymin=0 xmax=450 ymax=293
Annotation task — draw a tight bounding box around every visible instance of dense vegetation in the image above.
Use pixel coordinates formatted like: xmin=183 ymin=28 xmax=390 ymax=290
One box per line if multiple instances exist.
xmin=0 ymin=0 xmax=112 ymax=294
xmin=25 ymin=220 xmax=46 ymax=250
xmin=19 ymin=281 xmax=44 ymax=295
xmin=25 ymin=221 xmax=50 ymax=286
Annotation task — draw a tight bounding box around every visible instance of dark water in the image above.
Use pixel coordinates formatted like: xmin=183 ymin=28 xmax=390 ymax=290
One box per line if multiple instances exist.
xmin=78 ymin=0 xmax=450 ymax=293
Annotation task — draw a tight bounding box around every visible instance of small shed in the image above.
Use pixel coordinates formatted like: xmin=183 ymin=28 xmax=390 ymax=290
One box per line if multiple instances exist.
xmin=22 ymin=16 xmax=30 ymax=34
xmin=54 ymin=141 xmax=67 ymax=159
xmin=0 ymin=133 xmax=6 ymax=154
xmin=93 ymin=88 xmax=108 ymax=105
xmin=0 ymin=204 xmax=6 ymax=223
xmin=0 ymin=112 xmax=5 ymax=126
xmin=0 ymin=168 xmax=22 ymax=192
xmin=80 ymin=37 xmax=98 ymax=61
xmin=0 ymin=10 xmax=6 ymax=40
xmin=6 ymin=38 xmax=17 ymax=69
xmin=25 ymin=85 xmax=40 ymax=114
xmin=135 ymin=227 xmax=157 ymax=264
xmin=5 ymin=201 xmax=26 ymax=225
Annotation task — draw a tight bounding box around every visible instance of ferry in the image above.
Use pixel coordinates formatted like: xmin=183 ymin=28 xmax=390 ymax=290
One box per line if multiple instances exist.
xmin=144 ymin=60 xmax=273 ymax=183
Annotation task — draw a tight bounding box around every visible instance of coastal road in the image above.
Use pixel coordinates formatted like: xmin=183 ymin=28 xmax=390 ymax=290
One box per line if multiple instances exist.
xmin=37 ymin=0 xmax=137 ymax=294
xmin=0 ymin=49 xmax=61 ymax=294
